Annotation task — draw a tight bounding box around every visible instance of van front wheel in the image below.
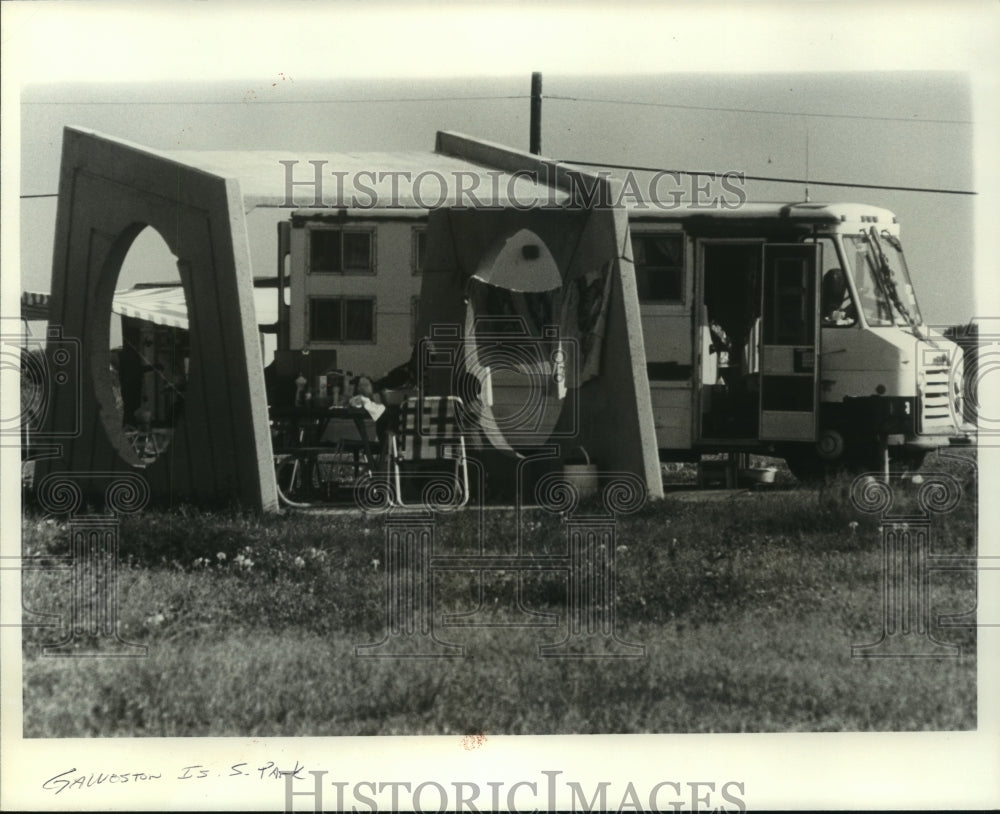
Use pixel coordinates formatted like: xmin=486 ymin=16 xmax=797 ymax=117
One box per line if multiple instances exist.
xmin=781 ymin=426 xmax=859 ymax=481
xmin=781 ymin=444 xmax=838 ymax=482
xmin=782 ymin=440 xmax=928 ymax=482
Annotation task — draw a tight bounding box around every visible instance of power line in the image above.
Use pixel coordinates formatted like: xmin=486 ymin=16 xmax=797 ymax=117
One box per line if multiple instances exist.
xmin=23 ymin=95 xmax=528 ymax=107
xmin=22 ymin=159 xmax=976 ymax=200
xmin=559 ymin=159 xmax=976 ymax=196
xmin=23 ymin=91 xmax=970 ymax=125
xmin=545 ymin=94 xmax=972 ymax=125
xmin=20 ymin=149 xmax=975 ymax=200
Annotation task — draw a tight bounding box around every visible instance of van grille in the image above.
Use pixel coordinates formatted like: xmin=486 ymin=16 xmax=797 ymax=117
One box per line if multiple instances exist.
xmin=919 ymin=348 xmax=959 ymax=433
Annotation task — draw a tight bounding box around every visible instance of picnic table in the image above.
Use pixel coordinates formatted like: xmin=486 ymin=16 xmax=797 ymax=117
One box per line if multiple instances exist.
xmin=270 ymin=404 xmax=381 ymax=506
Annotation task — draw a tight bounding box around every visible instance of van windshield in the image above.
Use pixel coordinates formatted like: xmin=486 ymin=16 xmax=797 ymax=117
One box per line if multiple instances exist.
xmin=841 ymin=230 xmax=923 ymax=328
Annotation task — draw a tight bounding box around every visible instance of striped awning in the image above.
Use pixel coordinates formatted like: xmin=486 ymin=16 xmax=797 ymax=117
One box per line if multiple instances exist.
xmin=113 ymin=286 xmax=190 ymax=329
xmin=19 ymin=291 xmax=51 ymax=320
xmin=20 ymin=286 xmax=279 ymax=330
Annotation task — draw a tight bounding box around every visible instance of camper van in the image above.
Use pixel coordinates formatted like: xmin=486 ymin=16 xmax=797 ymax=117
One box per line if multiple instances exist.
xmin=630 ymin=201 xmax=969 ymax=478
xmin=276 ymin=201 xmax=970 ymax=480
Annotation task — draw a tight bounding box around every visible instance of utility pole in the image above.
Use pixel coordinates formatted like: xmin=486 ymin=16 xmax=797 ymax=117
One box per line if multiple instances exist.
xmin=530 ymin=72 xmax=542 ymax=155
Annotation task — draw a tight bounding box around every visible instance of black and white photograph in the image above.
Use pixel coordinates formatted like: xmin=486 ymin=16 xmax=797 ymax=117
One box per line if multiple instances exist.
xmin=2 ymin=2 xmax=999 ymax=811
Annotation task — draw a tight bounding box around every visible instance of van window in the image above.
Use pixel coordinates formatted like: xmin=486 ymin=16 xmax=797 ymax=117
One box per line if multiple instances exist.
xmin=632 ymin=233 xmax=684 ymax=303
xmin=808 ymin=236 xmax=857 ymax=327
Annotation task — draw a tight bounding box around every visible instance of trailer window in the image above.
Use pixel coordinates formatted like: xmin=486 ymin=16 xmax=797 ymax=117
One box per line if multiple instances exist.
xmin=309 ymin=228 xmax=374 ymax=274
xmin=309 ymin=297 xmax=375 ymax=342
xmin=632 ymin=233 xmax=684 ymax=303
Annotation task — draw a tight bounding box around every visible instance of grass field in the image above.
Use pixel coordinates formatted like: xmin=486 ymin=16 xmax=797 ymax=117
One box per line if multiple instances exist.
xmin=20 ymin=450 xmax=978 ymax=736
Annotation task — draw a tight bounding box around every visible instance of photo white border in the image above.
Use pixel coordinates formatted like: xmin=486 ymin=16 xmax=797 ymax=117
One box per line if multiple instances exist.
xmin=3 ymin=2 xmax=998 ymax=810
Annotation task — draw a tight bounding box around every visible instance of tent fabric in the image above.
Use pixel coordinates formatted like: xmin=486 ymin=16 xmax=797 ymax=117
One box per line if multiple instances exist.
xmin=559 ymin=260 xmax=615 ymax=382
xmin=20 ymin=287 xmax=279 ymax=331
xmin=470 ymin=229 xmax=563 ymax=293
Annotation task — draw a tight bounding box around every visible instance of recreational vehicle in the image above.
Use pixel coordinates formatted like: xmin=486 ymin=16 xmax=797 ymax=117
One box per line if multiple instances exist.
xmin=631 ymin=201 xmax=969 ymax=478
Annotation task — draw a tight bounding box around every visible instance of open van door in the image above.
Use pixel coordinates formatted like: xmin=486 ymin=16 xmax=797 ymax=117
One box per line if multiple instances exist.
xmin=759 ymin=244 xmax=821 ymax=442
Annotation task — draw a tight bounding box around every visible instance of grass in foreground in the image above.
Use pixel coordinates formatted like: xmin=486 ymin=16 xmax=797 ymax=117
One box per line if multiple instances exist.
xmin=20 ymin=451 xmax=978 ymax=736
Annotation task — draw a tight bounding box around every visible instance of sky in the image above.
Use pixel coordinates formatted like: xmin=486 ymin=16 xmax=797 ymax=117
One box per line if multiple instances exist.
xmin=15 ymin=72 xmax=979 ymax=328
xmin=3 ymin=4 xmax=1000 ymax=812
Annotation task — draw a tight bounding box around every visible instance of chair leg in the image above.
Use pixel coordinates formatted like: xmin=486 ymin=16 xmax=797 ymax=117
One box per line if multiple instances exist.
xmin=456 ymin=440 xmax=469 ymax=509
xmin=388 ymin=436 xmax=403 ymax=507
xmin=388 ymin=434 xmax=469 ymax=510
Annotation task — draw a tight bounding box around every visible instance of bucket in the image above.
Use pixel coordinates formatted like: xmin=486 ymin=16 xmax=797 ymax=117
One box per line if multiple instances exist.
xmin=742 ymin=466 xmax=777 ymax=486
xmin=563 ymin=447 xmax=598 ymax=498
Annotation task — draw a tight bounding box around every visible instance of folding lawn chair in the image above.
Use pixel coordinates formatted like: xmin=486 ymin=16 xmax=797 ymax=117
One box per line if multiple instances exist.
xmin=318 ymin=413 xmax=379 ymax=482
xmin=388 ymin=395 xmax=469 ymax=509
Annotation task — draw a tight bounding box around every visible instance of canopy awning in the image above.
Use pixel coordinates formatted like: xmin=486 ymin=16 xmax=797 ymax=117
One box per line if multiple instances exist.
xmin=21 ymin=286 xmax=279 ymax=331
xmin=19 ymin=291 xmax=51 ymax=321
xmin=113 ymin=286 xmax=190 ymax=329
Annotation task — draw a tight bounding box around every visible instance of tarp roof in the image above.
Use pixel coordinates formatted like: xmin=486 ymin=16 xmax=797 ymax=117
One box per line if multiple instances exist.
xmin=168 ymin=148 xmax=572 ymax=211
xmin=52 ymin=128 xmax=571 ymax=214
